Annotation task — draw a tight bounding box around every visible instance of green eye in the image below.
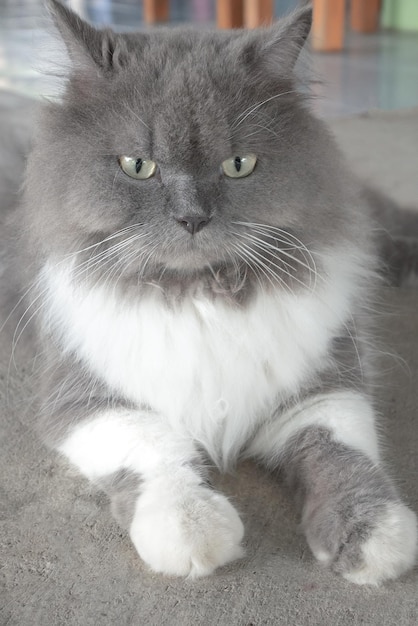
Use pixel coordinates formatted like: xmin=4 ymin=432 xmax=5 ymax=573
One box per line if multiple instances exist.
xmin=221 ymin=154 xmax=257 ymax=178
xmin=118 ymin=156 xmax=157 ymax=179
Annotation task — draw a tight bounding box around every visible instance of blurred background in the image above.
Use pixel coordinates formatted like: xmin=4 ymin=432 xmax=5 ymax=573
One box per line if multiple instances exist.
xmin=0 ymin=0 xmax=418 ymax=117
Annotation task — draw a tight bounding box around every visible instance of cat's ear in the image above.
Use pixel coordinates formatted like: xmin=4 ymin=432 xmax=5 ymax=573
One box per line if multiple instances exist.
xmin=241 ymin=4 xmax=312 ymax=76
xmin=46 ymin=0 xmax=128 ymax=74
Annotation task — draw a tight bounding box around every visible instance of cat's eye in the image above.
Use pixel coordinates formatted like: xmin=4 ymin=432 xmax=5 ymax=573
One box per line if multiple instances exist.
xmin=221 ymin=154 xmax=257 ymax=178
xmin=118 ymin=156 xmax=157 ymax=180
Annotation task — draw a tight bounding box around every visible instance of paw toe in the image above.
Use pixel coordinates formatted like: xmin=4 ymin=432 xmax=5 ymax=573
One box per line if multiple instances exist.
xmin=342 ymin=503 xmax=417 ymax=585
xmin=129 ymin=486 xmax=244 ymax=577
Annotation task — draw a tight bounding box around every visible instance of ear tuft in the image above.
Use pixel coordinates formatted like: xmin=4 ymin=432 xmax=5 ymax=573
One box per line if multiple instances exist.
xmin=241 ymin=4 xmax=313 ymax=76
xmin=282 ymin=3 xmax=313 ymax=49
xmin=45 ymin=0 xmax=127 ymax=73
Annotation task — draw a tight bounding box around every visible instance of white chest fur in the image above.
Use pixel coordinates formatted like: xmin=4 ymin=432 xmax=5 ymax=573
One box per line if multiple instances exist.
xmin=41 ymin=261 xmax=355 ymax=463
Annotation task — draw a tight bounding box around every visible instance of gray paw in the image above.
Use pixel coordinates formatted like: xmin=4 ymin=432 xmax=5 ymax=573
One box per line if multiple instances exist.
xmin=304 ymin=500 xmax=417 ymax=585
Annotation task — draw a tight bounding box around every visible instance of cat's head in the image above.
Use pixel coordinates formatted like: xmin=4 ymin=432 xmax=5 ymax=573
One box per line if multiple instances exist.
xmin=24 ymin=1 xmax=356 ymax=297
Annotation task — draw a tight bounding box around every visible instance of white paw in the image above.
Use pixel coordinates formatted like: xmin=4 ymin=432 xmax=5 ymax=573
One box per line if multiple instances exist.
xmin=343 ymin=503 xmax=418 ymax=585
xmin=129 ymin=479 xmax=244 ymax=577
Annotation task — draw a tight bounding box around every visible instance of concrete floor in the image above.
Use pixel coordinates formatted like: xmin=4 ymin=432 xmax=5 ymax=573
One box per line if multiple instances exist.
xmin=1 ymin=0 xmax=418 ymax=116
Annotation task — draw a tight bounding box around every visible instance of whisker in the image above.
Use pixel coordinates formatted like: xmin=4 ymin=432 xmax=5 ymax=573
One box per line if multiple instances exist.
xmin=63 ymin=223 xmax=145 ymax=260
xmin=138 ymin=242 xmax=161 ymax=280
xmin=232 ymin=231 xmax=298 ymax=272
xmin=125 ymin=98 xmax=151 ymax=131
xmin=239 ymin=240 xmax=309 ymax=292
xmin=242 ymin=222 xmax=319 ymax=277
xmin=232 ymin=224 xmax=368 ymax=378
xmin=233 ymin=231 xmax=318 ymax=291
xmin=8 ymin=227 xmax=152 ymax=366
xmin=132 ymin=88 xmax=153 ymax=129
xmin=231 ymin=229 xmax=317 ymax=291
xmin=228 ymin=244 xmax=267 ymax=293
xmin=230 ymin=241 xmax=292 ymax=294
xmin=232 ymin=220 xmax=320 ymax=288
xmin=231 ymin=90 xmax=298 ymax=131
xmin=0 ymin=224 xmax=146 ymax=341
xmin=226 ymin=248 xmax=248 ymax=294
xmin=71 ymin=233 xmax=151 ymax=281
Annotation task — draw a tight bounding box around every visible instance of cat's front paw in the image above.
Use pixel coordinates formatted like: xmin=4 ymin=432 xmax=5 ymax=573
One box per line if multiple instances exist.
xmin=341 ymin=503 xmax=417 ymax=585
xmin=129 ymin=479 xmax=244 ymax=577
xmin=306 ymin=501 xmax=417 ymax=585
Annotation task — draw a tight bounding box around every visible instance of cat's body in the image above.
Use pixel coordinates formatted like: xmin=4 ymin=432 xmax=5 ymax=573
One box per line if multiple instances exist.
xmin=2 ymin=0 xmax=418 ymax=583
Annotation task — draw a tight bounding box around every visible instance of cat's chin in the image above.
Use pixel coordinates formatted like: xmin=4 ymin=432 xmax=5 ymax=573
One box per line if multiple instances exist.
xmin=133 ymin=258 xmax=251 ymax=301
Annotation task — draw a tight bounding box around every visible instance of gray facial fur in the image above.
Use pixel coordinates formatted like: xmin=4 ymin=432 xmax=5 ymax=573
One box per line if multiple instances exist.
xmin=19 ymin=1 xmax=376 ymax=302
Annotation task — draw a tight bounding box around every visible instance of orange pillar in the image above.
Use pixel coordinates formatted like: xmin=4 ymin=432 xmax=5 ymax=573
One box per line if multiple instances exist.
xmin=312 ymin=0 xmax=346 ymax=52
xmin=244 ymin=0 xmax=274 ymax=28
xmin=143 ymin=0 xmax=169 ymax=24
xmin=217 ymin=0 xmax=244 ymax=28
xmin=351 ymin=0 xmax=381 ymax=33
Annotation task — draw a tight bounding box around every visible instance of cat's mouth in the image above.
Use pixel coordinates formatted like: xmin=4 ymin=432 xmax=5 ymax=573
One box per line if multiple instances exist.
xmin=121 ymin=232 xmax=247 ymax=291
xmin=154 ymin=228 xmax=228 ymax=271
xmin=81 ymin=219 xmax=318 ymax=295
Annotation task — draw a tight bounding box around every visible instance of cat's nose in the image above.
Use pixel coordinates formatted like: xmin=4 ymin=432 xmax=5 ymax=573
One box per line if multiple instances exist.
xmin=175 ymin=215 xmax=211 ymax=235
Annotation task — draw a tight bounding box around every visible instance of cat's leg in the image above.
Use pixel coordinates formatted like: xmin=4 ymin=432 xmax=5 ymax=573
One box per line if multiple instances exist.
xmin=248 ymin=391 xmax=417 ymax=585
xmin=55 ymin=408 xmax=244 ymax=577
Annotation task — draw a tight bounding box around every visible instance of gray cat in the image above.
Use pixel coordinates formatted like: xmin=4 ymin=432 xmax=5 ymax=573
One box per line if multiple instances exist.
xmin=3 ymin=0 xmax=418 ymax=583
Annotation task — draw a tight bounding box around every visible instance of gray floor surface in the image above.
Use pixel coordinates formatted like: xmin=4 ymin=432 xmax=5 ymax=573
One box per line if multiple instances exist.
xmin=1 ymin=102 xmax=418 ymax=624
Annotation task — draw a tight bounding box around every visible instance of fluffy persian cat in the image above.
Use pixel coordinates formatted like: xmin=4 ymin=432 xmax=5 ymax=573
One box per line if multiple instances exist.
xmin=3 ymin=0 xmax=418 ymax=583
